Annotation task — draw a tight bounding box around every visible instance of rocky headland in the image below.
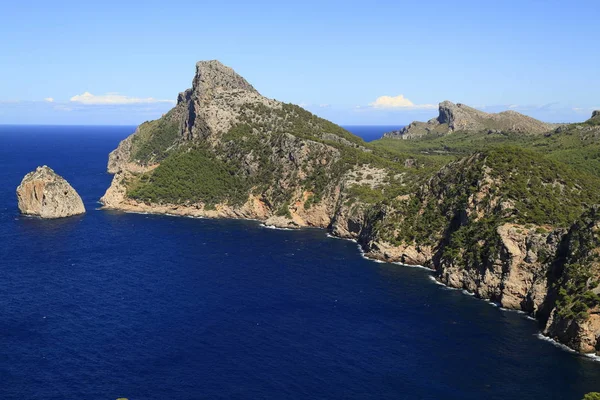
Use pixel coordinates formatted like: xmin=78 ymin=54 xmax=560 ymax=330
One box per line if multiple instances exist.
xmin=383 ymin=100 xmax=558 ymax=139
xmin=17 ymin=166 xmax=85 ymax=218
xmin=100 ymin=60 xmax=600 ymax=356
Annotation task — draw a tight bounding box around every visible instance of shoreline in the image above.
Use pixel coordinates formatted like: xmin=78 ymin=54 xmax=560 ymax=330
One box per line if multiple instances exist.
xmin=100 ymin=203 xmax=599 ymax=361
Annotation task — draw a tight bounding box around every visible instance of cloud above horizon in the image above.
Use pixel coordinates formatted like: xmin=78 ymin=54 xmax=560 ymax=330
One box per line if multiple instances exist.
xmin=70 ymin=92 xmax=175 ymax=105
xmin=369 ymin=95 xmax=436 ymax=110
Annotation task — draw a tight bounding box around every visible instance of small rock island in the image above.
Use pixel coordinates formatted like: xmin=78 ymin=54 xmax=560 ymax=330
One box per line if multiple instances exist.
xmin=16 ymin=166 xmax=85 ymax=218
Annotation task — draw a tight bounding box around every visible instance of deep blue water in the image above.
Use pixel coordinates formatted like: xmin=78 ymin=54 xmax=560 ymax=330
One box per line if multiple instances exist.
xmin=343 ymin=125 xmax=403 ymax=142
xmin=1 ymin=125 xmax=600 ymax=400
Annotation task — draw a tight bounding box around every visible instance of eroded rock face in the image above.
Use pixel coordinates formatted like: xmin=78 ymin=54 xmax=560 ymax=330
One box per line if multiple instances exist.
xmin=384 ymin=101 xmax=558 ymax=139
xmin=17 ymin=166 xmax=85 ymax=218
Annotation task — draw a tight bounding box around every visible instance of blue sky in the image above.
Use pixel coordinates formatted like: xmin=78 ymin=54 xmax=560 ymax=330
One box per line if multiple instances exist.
xmin=1 ymin=0 xmax=598 ymax=125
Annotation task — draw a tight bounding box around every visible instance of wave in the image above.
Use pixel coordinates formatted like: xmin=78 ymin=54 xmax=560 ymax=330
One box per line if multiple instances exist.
xmin=427 ymin=275 xmax=447 ymax=286
xmin=534 ymin=334 xmax=600 ymax=362
xmin=392 ymin=261 xmax=431 ymax=271
xmin=499 ymin=307 xmax=526 ymax=314
xmin=536 ymin=333 xmax=579 ymax=354
xmin=259 ymin=223 xmax=294 ymax=231
xmin=326 ymin=233 xmax=357 ymax=243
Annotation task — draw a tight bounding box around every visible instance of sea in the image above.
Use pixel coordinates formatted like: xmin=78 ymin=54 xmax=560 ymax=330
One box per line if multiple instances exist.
xmin=1 ymin=125 xmax=599 ymax=400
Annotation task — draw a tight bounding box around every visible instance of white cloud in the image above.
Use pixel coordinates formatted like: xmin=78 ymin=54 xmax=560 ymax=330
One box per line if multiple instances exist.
xmin=44 ymin=97 xmax=54 ymax=102
xmin=319 ymin=104 xmax=330 ymax=108
xmin=369 ymin=95 xmax=436 ymax=109
xmin=70 ymin=92 xmax=175 ymax=105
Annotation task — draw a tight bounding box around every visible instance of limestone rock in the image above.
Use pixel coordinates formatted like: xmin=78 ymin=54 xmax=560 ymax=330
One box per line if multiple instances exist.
xmin=17 ymin=166 xmax=85 ymax=218
xmin=384 ymin=101 xmax=557 ymax=139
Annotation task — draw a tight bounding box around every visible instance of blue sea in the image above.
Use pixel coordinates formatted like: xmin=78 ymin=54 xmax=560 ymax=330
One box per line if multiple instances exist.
xmin=1 ymin=125 xmax=600 ymax=400
xmin=343 ymin=125 xmax=402 ymax=142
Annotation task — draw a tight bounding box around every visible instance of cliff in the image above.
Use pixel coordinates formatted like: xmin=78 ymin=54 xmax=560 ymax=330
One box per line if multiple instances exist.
xmin=17 ymin=166 xmax=85 ymax=218
xmin=101 ymin=60 xmax=392 ymax=230
xmin=101 ymin=61 xmax=600 ymax=356
xmin=383 ymin=101 xmax=557 ymax=139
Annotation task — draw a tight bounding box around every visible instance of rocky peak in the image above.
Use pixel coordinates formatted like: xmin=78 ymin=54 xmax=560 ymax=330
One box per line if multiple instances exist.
xmin=384 ymin=101 xmax=556 ymax=139
xmin=16 ymin=166 xmax=85 ymax=218
xmin=589 ymin=110 xmax=600 ymax=123
xmin=436 ymin=101 xmax=490 ymax=130
xmin=190 ymin=60 xmax=258 ymax=101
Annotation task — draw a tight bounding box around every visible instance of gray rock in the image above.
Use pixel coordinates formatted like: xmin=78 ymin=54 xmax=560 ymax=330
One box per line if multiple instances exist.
xmin=16 ymin=166 xmax=85 ymax=218
xmin=384 ymin=101 xmax=558 ymax=139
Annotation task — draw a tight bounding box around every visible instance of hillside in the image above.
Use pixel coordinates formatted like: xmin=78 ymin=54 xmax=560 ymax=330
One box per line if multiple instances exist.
xmin=101 ymin=60 xmax=422 ymax=228
xmin=101 ymin=60 xmax=600 ymax=355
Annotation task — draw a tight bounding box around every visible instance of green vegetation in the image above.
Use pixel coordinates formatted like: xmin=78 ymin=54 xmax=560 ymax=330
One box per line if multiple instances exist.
xmin=131 ymin=111 xmax=180 ymax=163
xmin=276 ymin=201 xmax=292 ymax=218
xmin=347 ymin=184 xmax=385 ymax=204
xmin=485 ymin=147 xmax=600 ymax=227
xmin=128 ymin=146 xmax=249 ymax=207
xmin=583 ymin=393 xmax=600 ymax=400
xmin=442 ymin=218 xmax=501 ymax=267
xmin=553 ymin=207 xmax=600 ymax=321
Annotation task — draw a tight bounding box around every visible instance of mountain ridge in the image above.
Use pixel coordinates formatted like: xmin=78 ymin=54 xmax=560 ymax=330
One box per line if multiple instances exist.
xmin=384 ymin=100 xmax=558 ymax=139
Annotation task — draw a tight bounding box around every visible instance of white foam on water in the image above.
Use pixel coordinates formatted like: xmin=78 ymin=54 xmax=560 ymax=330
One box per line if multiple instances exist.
xmin=488 ymin=301 xmax=500 ymax=307
xmin=499 ymin=307 xmax=526 ymax=315
xmin=259 ymin=223 xmax=294 ymax=231
xmin=392 ymin=261 xmax=431 ymax=271
xmin=427 ymin=275 xmax=446 ymax=286
xmin=525 ymin=315 xmax=537 ymax=321
xmin=534 ymin=333 xmax=600 ymax=362
xmin=585 ymin=353 xmax=600 ymax=362
xmin=462 ymin=289 xmax=475 ymax=296
xmin=427 ymin=275 xmax=461 ymax=290
xmin=125 ymin=210 xmax=151 ymax=215
xmin=535 ymin=333 xmax=580 ymax=355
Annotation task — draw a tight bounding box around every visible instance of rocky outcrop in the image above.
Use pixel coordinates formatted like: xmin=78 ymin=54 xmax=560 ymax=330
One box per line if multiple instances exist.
xmin=384 ymin=101 xmax=557 ymax=139
xmin=101 ymin=60 xmax=373 ymax=230
xmin=17 ymin=166 xmax=85 ymax=218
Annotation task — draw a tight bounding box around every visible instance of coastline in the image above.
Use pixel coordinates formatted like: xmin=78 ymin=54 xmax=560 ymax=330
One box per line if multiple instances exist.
xmin=99 ymin=201 xmax=599 ymax=361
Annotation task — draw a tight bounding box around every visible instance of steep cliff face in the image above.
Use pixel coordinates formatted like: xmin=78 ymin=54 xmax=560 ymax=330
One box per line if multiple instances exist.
xmin=17 ymin=166 xmax=85 ymax=218
xmin=353 ymin=148 xmax=600 ymax=354
xmin=541 ymin=207 xmax=600 ymax=353
xmin=384 ymin=101 xmax=557 ymax=139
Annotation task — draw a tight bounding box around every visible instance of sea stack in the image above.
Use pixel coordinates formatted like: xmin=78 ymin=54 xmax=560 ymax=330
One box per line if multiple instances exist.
xmin=16 ymin=166 xmax=85 ymax=218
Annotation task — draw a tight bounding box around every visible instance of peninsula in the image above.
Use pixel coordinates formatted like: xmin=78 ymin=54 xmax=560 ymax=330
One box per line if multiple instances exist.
xmin=101 ymin=60 xmax=600 ymax=356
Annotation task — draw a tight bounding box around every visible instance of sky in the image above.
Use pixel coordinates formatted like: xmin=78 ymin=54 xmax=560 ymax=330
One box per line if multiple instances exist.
xmin=0 ymin=0 xmax=598 ymax=126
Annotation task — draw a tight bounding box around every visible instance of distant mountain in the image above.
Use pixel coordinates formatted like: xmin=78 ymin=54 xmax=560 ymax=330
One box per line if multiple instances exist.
xmin=384 ymin=101 xmax=557 ymax=139
xmin=588 ymin=110 xmax=600 ymax=125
